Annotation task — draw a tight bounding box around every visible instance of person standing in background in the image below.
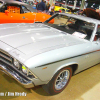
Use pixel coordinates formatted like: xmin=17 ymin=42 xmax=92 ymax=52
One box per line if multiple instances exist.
xmin=45 ymin=2 xmax=50 ymax=13
xmin=37 ymin=0 xmax=46 ymax=12
xmin=49 ymin=3 xmax=55 ymax=15
xmin=36 ymin=1 xmax=40 ymax=10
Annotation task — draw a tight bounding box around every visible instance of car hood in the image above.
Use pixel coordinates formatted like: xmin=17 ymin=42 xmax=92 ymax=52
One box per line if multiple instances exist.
xmin=0 ymin=23 xmax=86 ymax=61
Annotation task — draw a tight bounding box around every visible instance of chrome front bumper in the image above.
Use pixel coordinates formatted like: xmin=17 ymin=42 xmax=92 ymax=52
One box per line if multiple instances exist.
xmin=0 ymin=63 xmax=34 ymax=88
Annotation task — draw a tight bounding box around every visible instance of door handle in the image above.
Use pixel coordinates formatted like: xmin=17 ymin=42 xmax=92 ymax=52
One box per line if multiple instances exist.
xmin=23 ymin=16 xmax=25 ymax=19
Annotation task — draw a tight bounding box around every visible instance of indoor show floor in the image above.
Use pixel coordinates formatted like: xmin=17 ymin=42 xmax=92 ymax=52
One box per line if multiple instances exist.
xmin=0 ymin=63 xmax=100 ymax=100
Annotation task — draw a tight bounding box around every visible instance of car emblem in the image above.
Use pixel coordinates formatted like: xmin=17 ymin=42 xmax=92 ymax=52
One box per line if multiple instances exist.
xmin=13 ymin=51 xmax=20 ymax=57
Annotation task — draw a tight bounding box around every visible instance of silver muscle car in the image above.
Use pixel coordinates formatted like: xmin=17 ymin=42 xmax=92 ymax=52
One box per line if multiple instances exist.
xmin=0 ymin=13 xmax=100 ymax=95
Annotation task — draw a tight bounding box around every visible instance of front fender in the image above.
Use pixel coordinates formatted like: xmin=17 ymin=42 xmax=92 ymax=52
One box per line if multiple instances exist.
xmin=30 ymin=58 xmax=79 ymax=83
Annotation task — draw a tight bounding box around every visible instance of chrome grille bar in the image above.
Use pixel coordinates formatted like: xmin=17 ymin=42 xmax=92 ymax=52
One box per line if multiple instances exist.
xmin=1 ymin=58 xmax=13 ymax=67
xmin=0 ymin=50 xmax=12 ymax=65
xmin=1 ymin=53 xmax=12 ymax=62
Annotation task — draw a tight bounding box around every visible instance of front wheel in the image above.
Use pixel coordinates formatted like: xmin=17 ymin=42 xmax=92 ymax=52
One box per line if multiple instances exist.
xmin=42 ymin=66 xmax=72 ymax=95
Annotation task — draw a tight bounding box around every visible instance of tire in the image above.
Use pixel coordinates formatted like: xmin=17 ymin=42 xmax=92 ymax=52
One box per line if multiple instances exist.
xmin=42 ymin=66 xmax=72 ymax=95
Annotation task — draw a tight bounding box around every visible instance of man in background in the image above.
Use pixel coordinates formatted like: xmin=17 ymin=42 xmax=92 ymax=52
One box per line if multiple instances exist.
xmin=37 ymin=0 xmax=46 ymax=12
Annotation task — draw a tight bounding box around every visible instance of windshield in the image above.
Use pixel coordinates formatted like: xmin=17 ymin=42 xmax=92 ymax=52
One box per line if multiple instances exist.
xmin=44 ymin=14 xmax=95 ymax=40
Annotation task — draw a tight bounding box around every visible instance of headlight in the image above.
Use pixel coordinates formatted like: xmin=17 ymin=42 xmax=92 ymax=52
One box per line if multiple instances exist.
xmin=13 ymin=59 xmax=35 ymax=78
xmin=22 ymin=65 xmax=34 ymax=78
xmin=13 ymin=59 xmax=20 ymax=69
xmin=22 ymin=65 xmax=27 ymax=75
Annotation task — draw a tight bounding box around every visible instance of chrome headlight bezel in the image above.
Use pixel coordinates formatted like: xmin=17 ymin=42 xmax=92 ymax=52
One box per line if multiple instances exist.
xmin=22 ymin=65 xmax=28 ymax=75
xmin=13 ymin=58 xmax=20 ymax=69
xmin=22 ymin=65 xmax=35 ymax=78
xmin=13 ymin=58 xmax=36 ymax=79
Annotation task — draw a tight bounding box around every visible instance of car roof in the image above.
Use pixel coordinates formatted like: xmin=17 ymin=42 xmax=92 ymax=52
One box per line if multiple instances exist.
xmin=61 ymin=13 xmax=100 ymax=25
xmin=0 ymin=0 xmax=28 ymax=6
xmin=0 ymin=0 xmax=37 ymax=12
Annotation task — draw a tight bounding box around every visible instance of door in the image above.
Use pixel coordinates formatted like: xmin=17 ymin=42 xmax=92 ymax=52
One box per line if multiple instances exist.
xmin=88 ymin=25 xmax=100 ymax=66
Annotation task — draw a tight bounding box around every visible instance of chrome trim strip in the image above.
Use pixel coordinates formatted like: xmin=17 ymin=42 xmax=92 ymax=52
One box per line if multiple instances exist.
xmin=0 ymin=64 xmax=34 ymax=88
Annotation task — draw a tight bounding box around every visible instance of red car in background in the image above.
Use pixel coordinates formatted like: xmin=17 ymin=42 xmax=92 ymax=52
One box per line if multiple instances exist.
xmin=0 ymin=0 xmax=51 ymax=24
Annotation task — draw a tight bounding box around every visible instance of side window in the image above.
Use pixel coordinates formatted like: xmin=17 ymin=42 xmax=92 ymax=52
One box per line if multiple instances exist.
xmin=94 ymin=25 xmax=100 ymax=41
xmin=21 ymin=6 xmax=30 ymax=13
xmin=7 ymin=5 xmax=20 ymax=13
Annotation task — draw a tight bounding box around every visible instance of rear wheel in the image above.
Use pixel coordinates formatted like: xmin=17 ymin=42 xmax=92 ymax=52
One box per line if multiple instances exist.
xmin=42 ymin=66 xmax=72 ymax=95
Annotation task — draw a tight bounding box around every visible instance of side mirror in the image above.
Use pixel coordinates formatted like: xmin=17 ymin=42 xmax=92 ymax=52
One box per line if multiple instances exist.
xmin=5 ymin=10 xmax=9 ymax=14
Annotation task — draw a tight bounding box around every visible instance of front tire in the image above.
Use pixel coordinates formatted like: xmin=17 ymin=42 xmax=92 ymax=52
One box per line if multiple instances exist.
xmin=43 ymin=66 xmax=72 ymax=95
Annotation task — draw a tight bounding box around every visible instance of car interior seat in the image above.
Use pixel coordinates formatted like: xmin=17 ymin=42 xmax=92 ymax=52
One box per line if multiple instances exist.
xmin=68 ymin=19 xmax=85 ymax=30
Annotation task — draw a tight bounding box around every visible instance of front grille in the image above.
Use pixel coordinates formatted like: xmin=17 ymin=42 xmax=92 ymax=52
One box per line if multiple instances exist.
xmin=0 ymin=49 xmax=13 ymax=66
xmin=0 ymin=49 xmax=35 ymax=79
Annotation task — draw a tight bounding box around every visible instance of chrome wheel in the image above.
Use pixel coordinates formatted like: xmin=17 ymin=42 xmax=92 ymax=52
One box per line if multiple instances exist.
xmin=55 ymin=70 xmax=70 ymax=90
xmin=42 ymin=66 xmax=72 ymax=95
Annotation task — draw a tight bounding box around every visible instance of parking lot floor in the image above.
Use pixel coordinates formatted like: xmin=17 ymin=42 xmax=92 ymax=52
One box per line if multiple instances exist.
xmin=0 ymin=63 xmax=100 ymax=100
